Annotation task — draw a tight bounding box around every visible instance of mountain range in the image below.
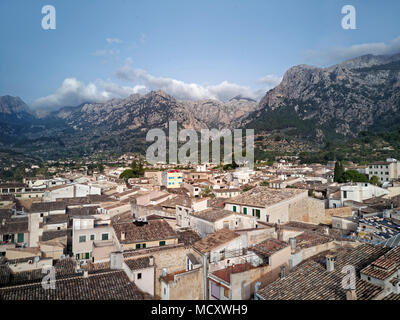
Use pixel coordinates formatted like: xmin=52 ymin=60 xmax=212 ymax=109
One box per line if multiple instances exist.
xmin=1 ymin=52 xmax=400 ymax=160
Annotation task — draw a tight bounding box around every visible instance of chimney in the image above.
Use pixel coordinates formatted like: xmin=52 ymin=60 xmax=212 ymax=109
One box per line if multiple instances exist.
xmin=83 ymin=270 xmax=89 ymax=278
xmin=254 ymin=281 xmax=262 ymax=300
xmin=149 ymin=256 xmax=154 ymax=266
xmin=162 ymin=268 xmax=167 ymax=277
xmin=289 ymin=238 xmax=296 ymax=251
xmin=1 ymin=219 xmax=5 ymax=227
xmin=121 ymin=232 xmax=126 ymax=241
xmin=280 ymin=265 xmax=286 ymax=279
xmin=110 ymin=252 xmax=123 ymax=270
xmin=326 ymin=254 xmax=336 ymax=272
xmin=346 ymin=289 xmax=357 ymax=300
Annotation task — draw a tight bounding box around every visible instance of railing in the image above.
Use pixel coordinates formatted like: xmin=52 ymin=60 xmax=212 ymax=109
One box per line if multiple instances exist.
xmin=210 ymin=248 xmax=248 ymax=263
xmin=340 ymin=234 xmax=382 ymax=246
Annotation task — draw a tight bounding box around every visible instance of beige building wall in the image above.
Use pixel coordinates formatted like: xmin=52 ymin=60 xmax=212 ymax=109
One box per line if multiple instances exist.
xmin=288 ymin=196 xmax=325 ymax=224
xmin=125 ymin=245 xmax=193 ymax=298
xmin=163 ymin=267 xmax=204 ymax=300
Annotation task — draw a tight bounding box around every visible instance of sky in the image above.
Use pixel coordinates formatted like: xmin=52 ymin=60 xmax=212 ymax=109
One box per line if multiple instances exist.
xmin=0 ymin=0 xmax=399 ymax=109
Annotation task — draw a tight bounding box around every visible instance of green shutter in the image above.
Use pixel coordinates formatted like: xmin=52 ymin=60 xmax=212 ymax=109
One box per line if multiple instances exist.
xmin=252 ymin=209 xmax=255 ymax=216
xmin=243 ymin=207 xmax=247 ymax=215
xmin=233 ymin=205 xmax=237 ymax=212
xmin=256 ymin=209 xmax=261 ymax=218
xmin=143 ymin=243 xmax=146 ymax=248
xmin=136 ymin=243 xmax=141 ymax=249
xmin=17 ymin=233 xmax=24 ymax=243
xmin=159 ymin=241 xmax=166 ymax=246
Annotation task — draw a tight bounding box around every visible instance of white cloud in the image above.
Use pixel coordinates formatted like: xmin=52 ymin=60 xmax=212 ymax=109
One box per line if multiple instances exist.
xmin=115 ymin=59 xmax=274 ymax=101
xmin=257 ymin=74 xmax=282 ymax=87
xmin=106 ymin=38 xmax=123 ymax=44
xmin=306 ymin=36 xmax=400 ymax=66
xmin=32 ymin=78 xmax=145 ymax=109
xmin=32 ymin=58 xmax=282 ymax=109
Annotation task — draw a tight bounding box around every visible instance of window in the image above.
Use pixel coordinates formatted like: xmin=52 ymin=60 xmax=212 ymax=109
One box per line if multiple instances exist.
xmin=243 ymin=207 xmax=247 ymax=215
xmin=85 ymin=252 xmax=90 ymax=259
xmin=343 ymin=191 xmax=347 ymax=199
xmin=211 ymin=282 xmax=220 ymax=299
xmin=266 ymin=215 xmax=269 ymax=223
xmin=337 ymin=224 xmax=340 ymax=228
xmin=232 ymin=205 xmax=237 ymax=212
xmin=17 ymin=233 xmax=24 ymax=243
xmin=101 ymin=233 xmax=109 ymax=241
xmin=159 ymin=241 xmax=166 ymax=246
xmin=136 ymin=243 xmax=141 ymax=249
xmin=79 ymin=235 xmax=86 ymax=243
xmin=137 ymin=273 xmax=142 ymax=280
xmin=224 ymin=288 xmax=229 ymax=298
xmin=256 ymin=209 xmax=261 ymax=218
xmin=143 ymin=243 xmax=146 ymax=248
xmin=90 ymin=235 xmax=95 ymax=241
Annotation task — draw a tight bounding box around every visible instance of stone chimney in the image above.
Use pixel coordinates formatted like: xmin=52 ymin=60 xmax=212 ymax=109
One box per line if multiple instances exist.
xmin=280 ymin=265 xmax=286 ymax=279
xmin=1 ymin=219 xmax=5 ymax=227
xmin=83 ymin=270 xmax=89 ymax=278
xmin=346 ymin=289 xmax=357 ymax=300
xmin=149 ymin=256 xmax=154 ymax=266
xmin=110 ymin=252 xmax=124 ymax=270
xmin=289 ymin=238 xmax=296 ymax=251
xmin=121 ymin=232 xmax=126 ymax=241
xmin=326 ymin=254 xmax=336 ymax=272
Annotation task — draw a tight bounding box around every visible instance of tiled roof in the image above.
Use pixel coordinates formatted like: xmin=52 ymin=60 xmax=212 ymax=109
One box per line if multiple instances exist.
xmin=193 ymin=229 xmax=240 ymax=254
xmin=67 ymin=206 xmax=99 ymax=216
xmin=41 ymin=230 xmax=68 ymax=242
xmin=361 ymin=246 xmax=400 ymax=280
xmin=295 ymin=232 xmax=333 ymax=250
xmin=191 ymin=208 xmax=234 ymax=222
xmin=0 ymin=270 xmax=152 ymax=300
xmin=225 ymin=187 xmax=305 ymax=208
xmin=44 ymin=214 xmax=68 ymax=225
xmin=211 ymin=263 xmax=256 ymax=284
xmin=0 ymin=217 xmax=28 ymax=234
xmin=256 ymin=244 xmax=389 ymax=300
xmin=251 ymin=239 xmax=289 ymax=258
xmin=177 ymin=229 xmax=202 ymax=246
xmin=29 ymin=201 xmax=66 ymax=213
xmin=113 ymin=219 xmax=178 ymax=243
xmin=125 ymin=256 xmax=153 ymax=271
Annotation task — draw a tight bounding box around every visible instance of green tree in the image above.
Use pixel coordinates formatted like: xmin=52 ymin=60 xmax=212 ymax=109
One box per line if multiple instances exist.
xmin=260 ymin=181 xmax=269 ymax=187
xmin=334 ymin=161 xmax=345 ymax=182
xmin=340 ymin=170 xmax=369 ymax=183
xmin=200 ymin=186 xmax=215 ymax=198
xmin=119 ymin=169 xmax=136 ymax=181
xmin=369 ymin=175 xmax=380 ymax=186
xmin=130 ymin=160 xmax=144 ymax=177
xmin=97 ymin=163 xmax=105 ymax=173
